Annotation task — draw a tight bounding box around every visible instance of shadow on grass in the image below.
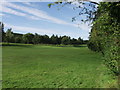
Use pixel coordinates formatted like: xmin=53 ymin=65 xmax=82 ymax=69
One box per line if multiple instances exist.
xmin=57 ymin=44 xmax=87 ymax=48
xmin=1 ymin=43 xmax=33 ymax=48
xmin=73 ymin=45 xmax=87 ymax=47
xmin=1 ymin=43 xmax=87 ymax=48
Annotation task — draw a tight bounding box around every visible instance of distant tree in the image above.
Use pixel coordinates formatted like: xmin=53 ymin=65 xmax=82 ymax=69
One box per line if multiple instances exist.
xmin=22 ymin=33 xmax=34 ymax=44
xmin=39 ymin=35 xmax=43 ymax=44
xmin=83 ymin=40 xmax=88 ymax=44
xmin=0 ymin=22 xmax=5 ymax=42
xmin=51 ymin=34 xmax=58 ymax=44
xmin=15 ymin=36 xmax=22 ymax=43
xmin=42 ymin=35 xmax=50 ymax=44
xmin=0 ymin=21 xmax=87 ymax=46
xmin=61 ymin=36 xmax=70 ymax=45
xmin=0 ymin=22 xmax=2 ymax=42
xmin=70 ymin=38 xmax=77 ymax=45
xmin=58 ymin=36 xmax=62 ymax=44
xmin=77 ymin=37 xmax=83 ymax=44
xmin=32 ymin=33 xmax=40 ymax=44
xmin=5 ymin=28 xmax=14 ymax=43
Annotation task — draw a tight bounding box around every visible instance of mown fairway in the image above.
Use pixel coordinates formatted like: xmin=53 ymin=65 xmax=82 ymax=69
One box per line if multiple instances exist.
xmin=2 ymin=45 xmax=117 ymax=88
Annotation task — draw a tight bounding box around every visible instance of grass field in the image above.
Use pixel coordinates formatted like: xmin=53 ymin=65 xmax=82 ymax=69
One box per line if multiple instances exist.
xmin=2 ymin=44 xmax=117 ymax=88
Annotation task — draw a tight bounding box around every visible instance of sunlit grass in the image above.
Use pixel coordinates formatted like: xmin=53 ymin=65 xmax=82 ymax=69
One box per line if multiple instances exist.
xmin=2 ymin=44 xmax=117 ymax=88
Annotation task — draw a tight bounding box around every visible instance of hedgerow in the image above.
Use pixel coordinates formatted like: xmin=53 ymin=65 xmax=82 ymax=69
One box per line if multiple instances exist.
xmin=88 ymin=2 xmax=120 ymax=75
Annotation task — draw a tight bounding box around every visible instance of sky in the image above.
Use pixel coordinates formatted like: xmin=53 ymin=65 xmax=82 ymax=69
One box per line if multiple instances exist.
xmin=0 ymin=1 xmax=99 ymax=40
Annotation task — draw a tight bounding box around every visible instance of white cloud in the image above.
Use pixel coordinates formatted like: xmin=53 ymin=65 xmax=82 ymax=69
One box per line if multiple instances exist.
xmin=0 ymin=13 xmax=4 ymax=16
xmin=78 ymin=23 xmax=91 ymax=32
xmin=92 ymin=0 xmax=102 ymax=3
xmin=5 ymin=23 xmax=67 ymax=35
xmin=1 ymin=2 xmax=90 ymax=33
xmin=0 ymin=3 xmax=46 ymax=20
xmin=22 ymin=2 xmax=31 ymax=5
xmin=5 ymin=23 xmax=90 ymax=39
xmin=22 ymin=2 xmax=39 ymax=7
xmin=2 ymin=2 xmax=80 ymax=27
xmin=1 ymin=6 xmax=26 ymax=16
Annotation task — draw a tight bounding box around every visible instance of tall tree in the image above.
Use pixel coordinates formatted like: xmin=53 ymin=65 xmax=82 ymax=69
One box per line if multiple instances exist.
xmin=42 ymin=35 xmax=50 ymax=44
xmin=51 ymin=34 xmax=58 ymax=44
xmin=77 ymin=37 xmax=83 ymax=44
xmin=61 ymin=36 xmax=70 ymax=45
xmin=0 ymin=22 xmax=5 ymax=42
xmin=32 ymin=33 xmax=40 ymax=44
xmin=70 ymin=38 xmax=77 ymax=45
xmin=49 ymin=1 xmax=120 ymax=76
xmin=15 ymin=36 xmax=22 ymax=43
xmin=5 ymin=28 xmax=14 ymax=43
xmin=22 ymin=33 xmax=34 ymax=44
xmin=88 ymin=2 xmax=120 ymax=75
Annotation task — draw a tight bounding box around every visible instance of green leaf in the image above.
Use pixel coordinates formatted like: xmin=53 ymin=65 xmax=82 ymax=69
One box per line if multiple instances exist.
xmin=48 ymin=3 xmax=54 ymax=8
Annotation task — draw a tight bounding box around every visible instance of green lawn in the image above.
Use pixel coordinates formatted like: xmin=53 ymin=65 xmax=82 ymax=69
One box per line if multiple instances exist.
xmin=2 ymin=44 xmax=117 ymax=88
xmin=0 ymin=46 xmax=2 ymax=89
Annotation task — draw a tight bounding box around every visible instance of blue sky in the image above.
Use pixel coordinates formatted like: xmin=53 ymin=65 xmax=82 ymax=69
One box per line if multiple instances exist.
xmin=0 ymin=1 xmax=98 ymax=40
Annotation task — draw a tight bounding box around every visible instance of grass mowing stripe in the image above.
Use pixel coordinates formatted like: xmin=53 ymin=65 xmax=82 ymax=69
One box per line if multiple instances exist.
xmin=2 ymin=45 xmax=117 ymax=88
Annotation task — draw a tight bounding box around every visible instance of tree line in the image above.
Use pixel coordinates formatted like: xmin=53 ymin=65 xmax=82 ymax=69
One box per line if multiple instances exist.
xmin=55 ymin=1 xmax=119 ymax=76
xmin=87 ymin=2 xmax=120 ymax=75
xmin=0 ymin=22 xmax=88 ymax=45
